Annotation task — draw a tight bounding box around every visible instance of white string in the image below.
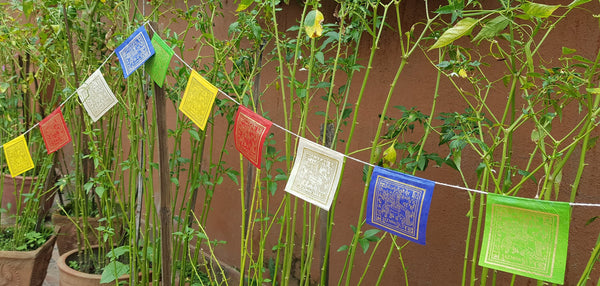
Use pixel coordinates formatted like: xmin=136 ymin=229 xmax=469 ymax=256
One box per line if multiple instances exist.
xmin=2 ymin=23 xmax=600 ymax=208
xmin=435 ymin=182 xmax=490 ymax=195
xmin=170 ymin=46 xmax=600 ymax=208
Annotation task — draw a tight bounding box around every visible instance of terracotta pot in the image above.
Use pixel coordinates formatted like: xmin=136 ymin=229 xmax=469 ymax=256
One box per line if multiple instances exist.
xmin=0 ymin=232 xmax=57 ymax=286
xmin=57 ymin=247 xmax=153 ymax=286
xmin=51 ymin=213 xmax=122 ymax=256
xmin=1 ymin=174 xmax=55 ymax=217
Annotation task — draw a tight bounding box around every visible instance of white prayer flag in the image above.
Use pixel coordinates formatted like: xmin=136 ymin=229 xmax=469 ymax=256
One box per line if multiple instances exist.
xmin=284 ymin=138 xmax=344 ymax=210
xmin=78 ymin=69 xmax=118 ymax=122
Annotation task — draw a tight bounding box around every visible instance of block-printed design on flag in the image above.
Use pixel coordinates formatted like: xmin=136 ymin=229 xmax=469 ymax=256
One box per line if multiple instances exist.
xmin=39 ymin=108 xmax=72 ymax=154
xmin=116 ymin=25 xmax=155 ymax=78
xmin=78 ymin=69 xmax=118 ymax=122
xmin=366 ymin=166 xmax=435 ymax=245
xmin=178 ymin=70 xmax=218 ymax=130
xmin=146 ymin=34 xmax=173 ymax=87
xmin=234 ymin=106 xmax=273 ymax=169
xmin=284 ymin=138 xmax=343 ymax=210
xmin=3 ymin=135 xmax=35 ymax=177
xmin=479 ymin=194 xmax=570 ymax=284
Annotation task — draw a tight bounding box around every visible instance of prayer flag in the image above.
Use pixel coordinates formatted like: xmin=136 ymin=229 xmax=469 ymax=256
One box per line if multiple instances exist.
xmin=234 ymin=106 xmax=273 ymax=168
xmin=479 ymin=193 xmax=571 ymax=284
xmin=3 ymin=135 xmax=35 ymax=177
xmin=116 ymin=25 xmax=155 ymax=78
xmin=178 ymin=70 xmax=218 ymax=130
xmin=366 ymin=166 xmax=435 ymax=245
xmin=146 ymin=34 xmax=174 ymax=87
xmin=39 ymin=108 xmax=71 ymax=154
xmin=284 ymin=138 xmax=343 ymax=210
xmin=78 ymin=69 xmax=118 ymax=122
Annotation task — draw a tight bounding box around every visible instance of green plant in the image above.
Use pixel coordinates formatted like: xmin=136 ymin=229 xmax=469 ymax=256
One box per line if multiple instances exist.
xmin=0 ymin=227 xmax=52 ymax=251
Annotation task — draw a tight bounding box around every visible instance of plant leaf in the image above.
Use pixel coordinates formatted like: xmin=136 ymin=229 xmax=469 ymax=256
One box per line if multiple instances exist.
xmin=524 ymin=41 xmax=534 ymax=73
xmin=315 ymin=51 xmax=325 ymax=65
xmin=382 ymin=145 xmax=397 ymax=168
xmin=304 ymin=10 xmax=324 ymax=38
xmin=363 ymin=229 xmax=381 ymax=242
xmin=473 ymin=15 xmax=509 ymax=43
xmin=364 ymin=229 xmax=380 ymax=238
xmin=236 ymin=0 xmax=254 ymax=12
xmin=430 ymin=18 xmax=479 ymax=50
xmin=23 ymin=0 xmax=33 ymax=18
xmin=359 ymin=238 xmax=370 ymax=253
xmin=586 ymin=88 xmax=600 ymax=94
xmin=562 ymin=47 xmax=576 ymax=55
xmin=0 ymin=82 xmax=9 ymax=93
xmin=100 ymin=261 xmax=129 ymax=284
xmin=521 ymin=2 xmax=560 ymax=19
xmin=553 ymin=171 xmax=562 ymax=199
xmin=274 ymin=174 xmax=288 ymax=181
xmin=568 ymin=0 xmax=591 ymax=8
xmin=189 ymin=129 xmax=201 ymax=141
xmin=106 ymin=246 xmax=129 ymax=259
xmin=94 ymin=186 xmax=105 ymax=198
xmin=226 ymin=169 xmax=240 ymax=185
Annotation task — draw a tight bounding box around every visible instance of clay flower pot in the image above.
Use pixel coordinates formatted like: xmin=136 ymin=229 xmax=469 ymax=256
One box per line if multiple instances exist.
xmin=57 ymin=246 xmax=153 ymax=286
xmin=0 ymin=232 xmax=57 ymax=286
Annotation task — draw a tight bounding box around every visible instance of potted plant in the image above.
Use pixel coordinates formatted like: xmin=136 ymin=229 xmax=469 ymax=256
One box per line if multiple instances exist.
xmin=49 ymin=0 xmax=158 ymax=283
xmin=0 ymin=137 xmax=59 ymax=286
xmin=0 ymin=2 xmax=89 ymax=285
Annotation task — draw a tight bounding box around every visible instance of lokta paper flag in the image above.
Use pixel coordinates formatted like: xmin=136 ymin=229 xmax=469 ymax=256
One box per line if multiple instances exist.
xmin=39 ymin=108 xmax=71 ymax=154
xmin=178 ymin=70 xmax=218 ymax=130
xmin=145 ymin=34 xmax=173 ymax=87
xmin=284 ymin=138 xmax=343 ymax=210
xmin=78 ymin=69 xmax=118 ymax=122
xmin=366 ymin=166 xmax=435 ymax=245
xmin=3 ymin=135 xmax=35 ymax=177
xmin=234 ymin=106 xmax=273 ymax=168
xmin=116 ymin=25 xmax=155 ymax=78
xmin=479 ymin=193 xmax=571 ymax=284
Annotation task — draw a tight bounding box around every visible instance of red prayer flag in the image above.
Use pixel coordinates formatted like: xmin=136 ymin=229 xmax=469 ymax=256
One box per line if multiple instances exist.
xmin=234 ymin=106 xmax=273 ymax=168
xmin=39 ymin=108 xmax=72 ymax=154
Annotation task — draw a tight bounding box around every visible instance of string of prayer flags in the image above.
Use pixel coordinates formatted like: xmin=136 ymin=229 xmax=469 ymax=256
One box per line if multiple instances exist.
xmin=179 ymin=70 xmax=219 ymax=130
xmin=284 ymin=138 xmax=343 ymax=210
xmin=366 ymin=166 xmax=435 ymax=245
xmin=146 ymin=34 xmax=174 ymax=87
xmin=234 ymin=106 xmax=273 ymax=169
xmin=3 ymin=135 xmax=35 ymax=177
xmin=478 ymin=194 xmax=570 ymax=284
xmin=39 ymin=108 xmax=71 ymax=154
xmin=78 ymin=69 xmax=118 ymax=122
xmin=116 ymin=25 xmax=155 ymax=79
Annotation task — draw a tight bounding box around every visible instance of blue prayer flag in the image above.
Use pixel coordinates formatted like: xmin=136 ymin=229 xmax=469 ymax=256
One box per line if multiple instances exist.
xmin=366 ymin=166 xmax=435 ymax=245
xmin=116 ymin=25 xmax=155 ymax=78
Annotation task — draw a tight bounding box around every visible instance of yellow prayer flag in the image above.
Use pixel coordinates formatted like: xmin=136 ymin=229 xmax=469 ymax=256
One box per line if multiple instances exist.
xmin=3 ymin=135 xmax=35 ymax=177
xmin=178 ymin=70 xmax=219 ymax=130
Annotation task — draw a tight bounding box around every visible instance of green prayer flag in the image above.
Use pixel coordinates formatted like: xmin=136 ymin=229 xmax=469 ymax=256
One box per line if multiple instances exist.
xmin=146 ymin=34 xmax=174 ymax=87
xmin=479 ymin=193 xmax=571 ymax=284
